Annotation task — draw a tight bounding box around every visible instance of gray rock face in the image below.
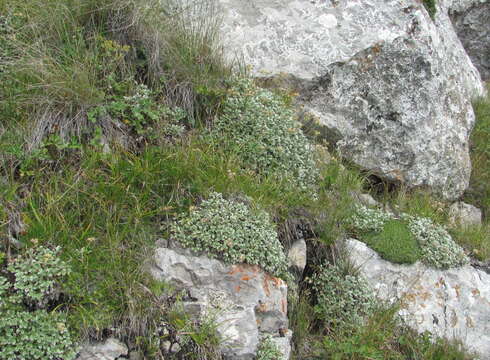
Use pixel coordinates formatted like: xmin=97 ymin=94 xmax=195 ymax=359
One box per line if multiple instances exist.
xmin=151 ymin=246 xmax=290 ymax=360
xmin=217 ymin=0 xmax=485 ymax=200
xmin=450 ymin=0 xmax=490 ymax=80
xmin=347 ymin=239 xmax=490 ymax=359
xmin=288 ymin=239 xmax=307 ymax=274
xmin=449 ymin=201 xmax=482 ymax=228
xmin=77 ymin=338 xmax=128 ymax=360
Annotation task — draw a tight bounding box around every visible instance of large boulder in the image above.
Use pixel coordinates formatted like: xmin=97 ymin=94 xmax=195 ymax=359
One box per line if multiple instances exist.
xmin=347 ymin=239 xmax=490 ymax=359
xmin=150 ymin=244 xmax=291 ymax=360
xmin=216 ymin=0 xmax=485 ymax=199
xmin=449 ymin=0 xmax=490 ymax=81
xmin=77 ymin=338 xmax=128 ymax=360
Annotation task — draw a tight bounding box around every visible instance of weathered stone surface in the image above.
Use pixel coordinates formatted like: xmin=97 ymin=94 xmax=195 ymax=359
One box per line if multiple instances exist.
xmin=448 ymin=201 xmax=482 ymax=227
xmin=353 ymin=192 xmax=379 ymax=208
xmin=216 ymin=0 xmax=485 ymax=200
xmin=151 ymin=245 xmax=289 ymax=360
xmin=77 ymin=338 xmax=128 ymax=360
xmin=347 ymin=239 xmax=490 ymax=359
xmin=271 ymin=332 xmax=292 ymax=360
xmin=449 ymin=0 xmax=490 ymax=80
xmin=288 ymin=239 xmax=307 ymax=274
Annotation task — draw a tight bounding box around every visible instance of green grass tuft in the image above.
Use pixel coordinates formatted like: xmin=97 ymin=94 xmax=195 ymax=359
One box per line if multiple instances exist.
xmin=364 ymin=220 xmax=421 ymax=264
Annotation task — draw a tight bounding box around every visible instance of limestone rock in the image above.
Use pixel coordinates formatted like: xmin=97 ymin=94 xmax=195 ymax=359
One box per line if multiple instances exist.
xmin=271 ymin=332 xmax=293 ymax=360
xmin=449 ymin=0 xmax=490 ymax=80
xmin=288 ymin=239 xmax=307 ymax=274
xmin=77 ymin=338 xmax=128 ymax=360
xmin=151 ymin=246 xmax=289 ymax=360
xmin=448 ymin=201 xmax=482 ymax=227
xmin=346 ymin=239 xmax=490 ymax=359
xmin=216 ymin=0 xmax=485 ymax=200
xmin=354 ymin=192 xmax=379 ymax=208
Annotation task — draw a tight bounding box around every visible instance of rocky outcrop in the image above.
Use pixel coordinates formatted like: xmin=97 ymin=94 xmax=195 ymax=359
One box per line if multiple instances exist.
xmin=448 ymin=201 xmax=482 ymax=227
xmin=347 ymin=239 xmax=490 ymax=359
xmin=150 ymin=243 xmax=291 ymax=360
xmin=449 ymin=0 xmax=490 ymax=80
xmin=287 ymin=239 xmax=307 ymax=275
xmin=77 ymin=338 xmax=128 ymax=360
xmin=217 ymin=0 xmax=485 ymax=199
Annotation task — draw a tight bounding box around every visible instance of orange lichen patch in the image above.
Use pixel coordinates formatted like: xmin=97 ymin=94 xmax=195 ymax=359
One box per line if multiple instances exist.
xmin=419 ymin=291 xmax=432 ymax=301
xmin=435 ymin=277 xmax=446 ymax=288
xmin=272 ymin=277 xmax=283 ymax=288
xmin=403 ymin=292 xmax=417 ymax=304
xmin=281 ymin=299 xmax=287 ymax=315
xmin=453 ymin=284 xmax=461 ymax=299
xmin=257 ymin=302 xmax=268 ymax=313
xmin=235 ymin=285 xmax=241 ymax=293
xmin=228 ymin=265 xmax=242 ymax=276
xmin=262 ymin=278 xmax=271 ymax=297
xmin=471 ymin=288 xmax=481 ymax=297
xmin=241 ymin=275 xmax=251 ymax=281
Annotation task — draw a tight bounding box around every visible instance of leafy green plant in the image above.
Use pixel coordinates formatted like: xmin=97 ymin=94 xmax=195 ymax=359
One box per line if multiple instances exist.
xmin=88 ymin=83 xmax=186 ymax=138
xmin=0 ymin=245 xmax=76 ymax=360
xmin=0 ymin=309 xmax=77 ymax=360
xmin=256 ymin=335 xmax=283 ymax=360
xmin=363 ymin=220 xmax=420 ymax=264
xmin=211 ymin=77 xmax=318 ymax=191
xmin=7 ymin=246 xmax=71 ymax=308
xmin=170 ymin=192 xmax=288 ymax=277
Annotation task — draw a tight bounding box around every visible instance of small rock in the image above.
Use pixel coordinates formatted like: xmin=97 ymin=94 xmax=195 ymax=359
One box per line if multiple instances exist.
xmin=288 ymin=239 xmax=307 ymax=274
xmin=354 ymin=192 xmax=379 ymax=208
xmin=170 ymin=343 xmax=181 ymax=353
xmin=448 ymin=201 xmax=482 ymax=227
xmin=161 ymin=341 xmax=172 ymax=353
xmin=77 ymin=338 xmax=128 ymax=360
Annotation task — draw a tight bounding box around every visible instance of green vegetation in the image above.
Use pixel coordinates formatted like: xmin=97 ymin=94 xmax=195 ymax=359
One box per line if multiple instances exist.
xmin=315 ymin=307 xmax=475 ymax=360
xmin=0 ymin=0 xmax=484 ymax=358
xmin=310 ymin=261 xmax=375 ymax=331
xmin=211 ymin=77 xmax=318 ymax=191
xmin=0 ymin=246 xmax=77 ymax=360
xmin=348 ymin=205 xmax=469 ymax=268
xmin=170 ymin=192 xmax=288 ymax=277
xmin=364 ymin=220 xmax=420 ymax=264
xmin=256 ymin=335 xmax=283 ymax=360
xmin=466 ymin=87 xmax=490 ymax=216
xmin=423 ymin=0 xmax=437 ymax=19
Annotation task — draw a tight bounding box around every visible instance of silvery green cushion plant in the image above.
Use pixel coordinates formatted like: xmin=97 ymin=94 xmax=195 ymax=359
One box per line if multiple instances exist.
xmin=211 ymin=77 xmax=318 ymax=191
xmin=7 ymin=245 xmax=70 ymax=308
xmin=0 ymin=309 xmax=77 ymax=360
xmin=403 ymin=215 xmax=469 ymax=269
xmin=348 ymin=204 xmax=392 ymax=232
xmin=310 ymin=262 xmax=375 ymax=330
xmin=170 ymin=192 xmax=288 ymax=277
xmin=256 ymin=334 xmax=283 ymax=360
xmin=0 ymin=245 xmax=76 ymax=360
